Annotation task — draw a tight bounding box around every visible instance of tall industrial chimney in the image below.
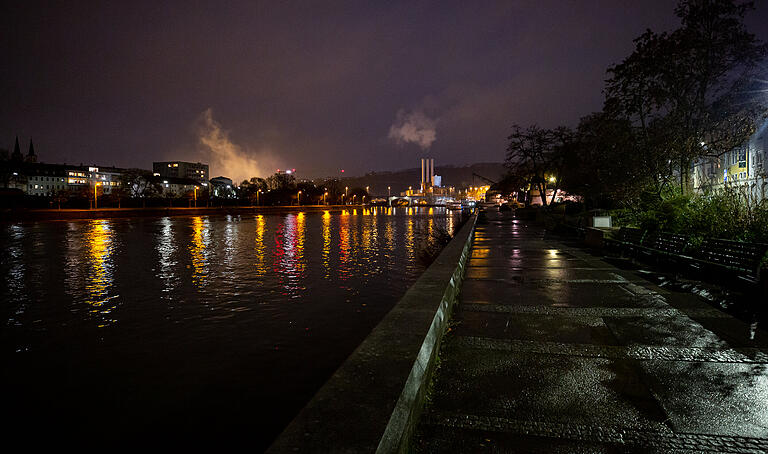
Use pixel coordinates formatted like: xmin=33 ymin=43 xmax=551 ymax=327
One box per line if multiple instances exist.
xmin=421 ymin=158 xmax=426 ymax=191
xmin=430 ymin=158 xmax=435 ymax=186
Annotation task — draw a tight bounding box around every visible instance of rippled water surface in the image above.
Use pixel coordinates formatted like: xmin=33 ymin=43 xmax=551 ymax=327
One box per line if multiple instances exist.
xmin=0 ymin=207 xmax=463 ymax=448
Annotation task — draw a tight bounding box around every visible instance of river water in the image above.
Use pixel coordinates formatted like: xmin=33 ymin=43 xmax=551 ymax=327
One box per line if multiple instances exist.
xmin=0 ymin=207 xmax=464 ymax=448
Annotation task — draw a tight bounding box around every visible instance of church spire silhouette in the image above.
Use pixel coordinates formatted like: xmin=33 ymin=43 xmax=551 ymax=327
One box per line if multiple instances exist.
xmin=11 ymin=136 xmax=23 ymax=161
xmin=26 ymin=138 xmax=37 ymax=163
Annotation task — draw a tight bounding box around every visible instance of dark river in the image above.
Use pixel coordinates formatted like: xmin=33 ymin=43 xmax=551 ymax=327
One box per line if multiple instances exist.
xmin=1 ymin=207 xmax=464 ymax=449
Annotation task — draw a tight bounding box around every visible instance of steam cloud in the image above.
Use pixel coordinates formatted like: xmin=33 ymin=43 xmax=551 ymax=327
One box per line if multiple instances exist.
xmin=197 ymin=108 xmax=275 ymax=183
xmin=388 ymin=109 xmax=437 ymax=150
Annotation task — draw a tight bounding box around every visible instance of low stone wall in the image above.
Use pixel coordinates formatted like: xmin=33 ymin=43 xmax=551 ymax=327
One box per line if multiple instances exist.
xmin=268 ymin=213 xmax=478 ymax=453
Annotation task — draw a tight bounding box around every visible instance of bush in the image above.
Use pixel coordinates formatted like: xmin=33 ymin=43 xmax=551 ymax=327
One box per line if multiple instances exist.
xmin=612 ymin=185 xmax=768 ymax=244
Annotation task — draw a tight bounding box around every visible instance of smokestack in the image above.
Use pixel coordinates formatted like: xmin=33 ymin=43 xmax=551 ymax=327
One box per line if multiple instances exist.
xmin=421 ymin=158 xmax=425 ymax=191
xmin=430 ymin=158 xmax=435 ymax=186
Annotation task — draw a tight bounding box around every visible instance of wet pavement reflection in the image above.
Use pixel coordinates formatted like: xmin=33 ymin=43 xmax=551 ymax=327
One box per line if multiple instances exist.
xmin=417 ymin=210 xmax=768 ymax=452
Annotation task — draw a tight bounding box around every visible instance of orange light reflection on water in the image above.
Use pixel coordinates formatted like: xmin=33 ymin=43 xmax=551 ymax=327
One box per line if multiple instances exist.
xmin=322 ymin=211 xmax=331 ymax=278
xmin=85 ymin=219 xmax=118 ymax=327
xmin=254 ymin=214 xmax=267 ymax=276
xmin=189 ymin=216 xmax=210 ymax=288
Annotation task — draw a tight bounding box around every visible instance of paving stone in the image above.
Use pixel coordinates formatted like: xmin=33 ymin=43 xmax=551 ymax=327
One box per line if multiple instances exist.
xmin=452 ymin=336 xmax=768 ymax=363
xmin=414 ymin=210 xmax=768 ymax=451
xmin=453 ymin=310 xmax=619 ymax=345
xmin=427 ymin=346 xmax=668 ymax=431
xmin=422 ymin=413 xmax=768 ymax=453
xmin=639 ymin=360 xmax=768 ymax=438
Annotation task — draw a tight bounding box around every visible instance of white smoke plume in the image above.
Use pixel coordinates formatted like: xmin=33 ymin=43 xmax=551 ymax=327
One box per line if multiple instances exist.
xmin=197 ymin=108 xmax=275 ymax=183
xmin=388 ymin=109 xmax=437 ymax=150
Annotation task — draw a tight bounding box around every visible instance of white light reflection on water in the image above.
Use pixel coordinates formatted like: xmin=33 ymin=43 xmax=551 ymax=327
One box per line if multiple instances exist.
xmin=156 ymin=217 xmax=178 ymax=297
xmin=4 ymin=224 xmax=27 ymax=326
xmin=274 ymin=213 xmax=307 ymax=297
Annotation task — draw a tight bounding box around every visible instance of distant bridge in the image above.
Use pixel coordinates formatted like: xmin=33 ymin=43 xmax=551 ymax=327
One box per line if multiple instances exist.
xmin=386 ymin=195 xmax=455 ymax=206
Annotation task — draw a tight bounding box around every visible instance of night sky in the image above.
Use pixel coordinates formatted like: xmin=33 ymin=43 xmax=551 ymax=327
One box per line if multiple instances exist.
xmin=3 ymin=1 xmax=767 ymax=181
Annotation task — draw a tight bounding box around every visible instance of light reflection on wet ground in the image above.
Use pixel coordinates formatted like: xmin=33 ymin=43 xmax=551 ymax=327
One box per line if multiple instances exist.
xmin=0 ymin=207 xmax=465 ymax=448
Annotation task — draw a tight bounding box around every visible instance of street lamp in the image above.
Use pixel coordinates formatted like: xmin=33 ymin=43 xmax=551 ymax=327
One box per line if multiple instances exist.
xmin=387 ymin=186 xmax=391 ymax=197
xmin=194 ymin=186 xmax=198 ymax=207
xmin=257 ymin=189 xmax=262 ymax=206
xmin=324 ymin=191 xmax=328 ymax=205
xmin=297 ymin=190 xmax=302 ymax=206
xmin=94 ymin=182 xmax=101 ymax=209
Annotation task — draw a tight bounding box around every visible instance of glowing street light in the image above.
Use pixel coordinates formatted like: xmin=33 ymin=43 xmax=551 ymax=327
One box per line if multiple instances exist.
xmin=387 ymin=186 xmax=391 ymax=197
xmin=324 ymin=191 xmax=328 ymax=205
xmin=94 ymin=182 xmax=101 ymax=209
xmin=297 ymin=190 xmax=302 ymax=206
xmin=194 ymin=186 xmax=198 ymax=207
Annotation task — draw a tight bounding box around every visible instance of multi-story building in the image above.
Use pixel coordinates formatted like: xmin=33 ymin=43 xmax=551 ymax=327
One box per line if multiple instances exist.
xmin=26 ymin=163 xmax=68 ymax=196
xmin=150 ymin=175 xmax=200 ymax=197
xmin=153 ymin=161 xmax=209 ymax=184
xmin=692 ymin=119 xmax=768 ymax=200
xmin=65 ymin=166 xmax=123 ymax=195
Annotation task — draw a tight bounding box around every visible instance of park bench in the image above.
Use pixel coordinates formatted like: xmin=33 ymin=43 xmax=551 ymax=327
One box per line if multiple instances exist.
xmin=638 ymin=231 xmax=692 ymax=261
xmin=689 ymin=238 xmax=768 ymax=285
xmin=604 ymin=227 xmax=645 ymax=256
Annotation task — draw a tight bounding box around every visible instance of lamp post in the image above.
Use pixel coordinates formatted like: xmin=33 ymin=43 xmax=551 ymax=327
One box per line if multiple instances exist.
xmin=257 ymin=189 xmax=261 ymax=206
xmin=194 ymin=186 xmax=198 ymax=208
xmin=297 ymin=190 xmax=302 ymax=206
xmin=324 ymin=191 xmax=328 ymax=205
xmin=94 ymin=183 xmax=101 ymax=209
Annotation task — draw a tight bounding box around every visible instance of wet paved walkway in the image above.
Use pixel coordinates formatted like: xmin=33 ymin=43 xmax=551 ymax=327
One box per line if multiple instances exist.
xmin=415 ymin=211 xmax=768 ymax=453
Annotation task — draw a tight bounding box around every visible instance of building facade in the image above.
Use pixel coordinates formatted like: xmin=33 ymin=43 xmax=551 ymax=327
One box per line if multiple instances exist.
xmin=153 ymin=161 xmax=209 ymax=184
xmin=692 ymin=119 xmax=768 ymax=200
xmin=209 ymin=176 xmax=235 ymax=198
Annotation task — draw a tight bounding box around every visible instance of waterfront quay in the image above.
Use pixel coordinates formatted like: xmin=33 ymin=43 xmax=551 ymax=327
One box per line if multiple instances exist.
xmin=271 ymin=209 xmax=768 ymax=452
xmin=415 ymin=211 xmax=768 ymax=452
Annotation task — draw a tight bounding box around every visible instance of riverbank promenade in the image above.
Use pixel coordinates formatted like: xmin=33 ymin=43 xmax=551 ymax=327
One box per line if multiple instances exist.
xmin=415 ymin=210 xmax=768 ymax=452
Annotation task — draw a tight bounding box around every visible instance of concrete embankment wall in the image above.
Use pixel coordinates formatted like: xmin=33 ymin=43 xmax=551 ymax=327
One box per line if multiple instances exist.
xmin=0 ymin=205 xmax=364 ymax=222
xmin=268 ymin=213 xmax=477 ymax=453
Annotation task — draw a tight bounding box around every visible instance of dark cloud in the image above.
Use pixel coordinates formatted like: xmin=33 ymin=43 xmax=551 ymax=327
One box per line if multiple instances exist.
xmin=2 ymin=1 xmax=766 ymax=178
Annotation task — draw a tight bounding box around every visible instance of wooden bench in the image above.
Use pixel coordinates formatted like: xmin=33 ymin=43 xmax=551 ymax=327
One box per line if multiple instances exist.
xmin=604 ymin=227 xmax=645 ymax=256
xmin=690 ymin=238 xmax=768 ymax=284
xmin=639 ymin=232 xmax=691 ymax=258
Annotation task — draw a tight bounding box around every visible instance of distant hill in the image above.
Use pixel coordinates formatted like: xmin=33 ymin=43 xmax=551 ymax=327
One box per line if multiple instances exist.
xmin=331 ymin=162 xmax=506 ymax=196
